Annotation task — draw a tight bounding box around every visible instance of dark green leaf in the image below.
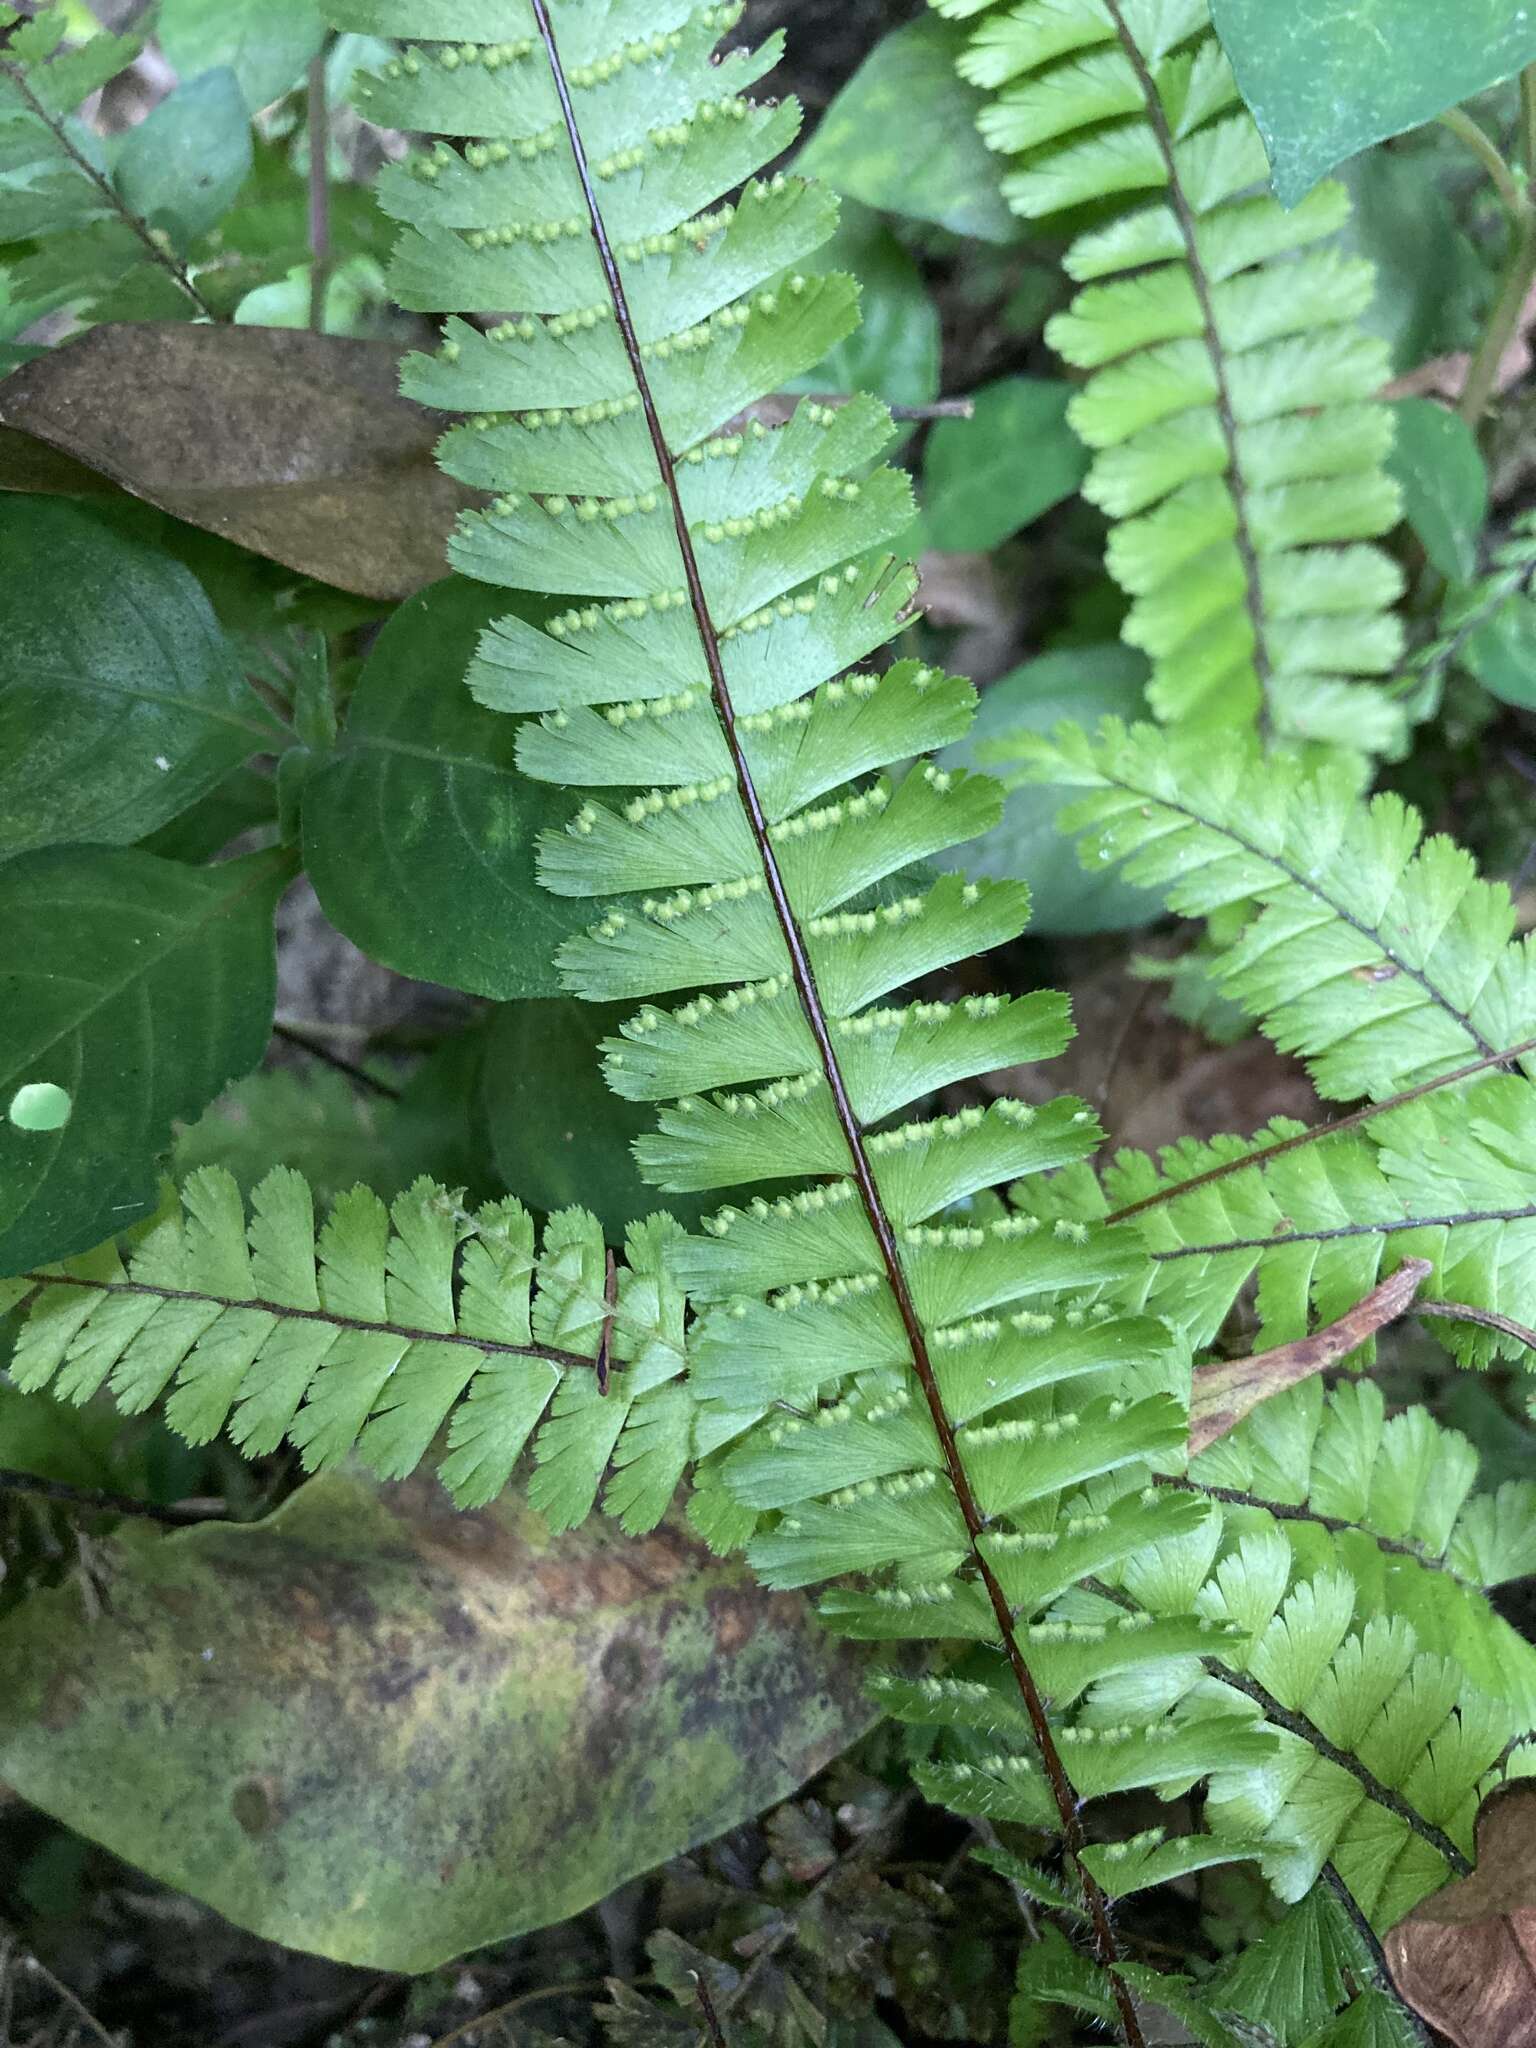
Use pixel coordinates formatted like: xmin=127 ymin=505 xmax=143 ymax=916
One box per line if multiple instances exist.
xmin=156 ymin=0 xmax=327 ymax=115
xmin=798 ymin=16 xmax=1020 ymax=245
xmin=0 ymin=499 xmax=275 ymax=860
xmin=0 ymin=325 xmax=475 ymax=601
xmin=923 ymin=379 xmax=1088 ymax=554
xmin=0 ymin=845 xmax=285 ymax=1273
xmin=1206 ymin=1888 xmax=1375 ymax=2046
xmin=112 ymin=69 xmax=253 ymax=250
xmin=483 ymin=998 xmax=712 ymax=1239
xmin=0 ymin=1469 xmax=877 ymax=1969
xmin=304 ymin=578 xmax=593 ymax=1000
xmin=1340 ymin=150 xmax=1490 ymax=373
xmin=1462 ymin=589 xmax=1536 ymax=707
xmin=792 ymin=201 xmax=940 ymax=412
xmin=1388 ymin=399 xmax=1488 ymax=583
xmin=1211 ymin=0 xmax=1536 ymax=203
xmin=946 ymin=647 xmax=1159 ymax=937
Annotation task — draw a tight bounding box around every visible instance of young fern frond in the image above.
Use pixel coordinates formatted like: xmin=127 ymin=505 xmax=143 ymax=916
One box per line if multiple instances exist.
xmin=0 ymin=1166 xmax=690 ymax=1530
xmin=933 ymin=0 xmax=1406 ymax=748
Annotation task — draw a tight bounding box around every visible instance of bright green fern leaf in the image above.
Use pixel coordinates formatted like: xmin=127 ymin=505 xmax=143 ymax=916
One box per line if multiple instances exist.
xmin=0 ymin=1167 xmax=688 ymax=1525
xmin=931 ymin=0 xmax=1405 ymax=748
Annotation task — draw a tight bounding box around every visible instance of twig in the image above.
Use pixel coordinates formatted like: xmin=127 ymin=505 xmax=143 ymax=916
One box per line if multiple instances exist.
xmin=1459 ymin=64 xmax=1536 ymax=428
xmin=271 ymin=1019 xmax=402 ymax=1100
xmin=0 ymin=57 xmax=216 ymax=319
xmin=1416 ymin=1298 xmax=1536 ymax=1355
xmin=426 ymin=1978 xmax=609 ymax=2048
xmin=797 ymin=390 xmax=976 ymax=422
xmin=0 ymin=1468 xmax=228 ymax=1526
xmin=306 ymin=45 xmax=332 ymax=333
xmin=17 ymin=1953 xmax=122 ymax=2048
xmin=690 ymin=1972 xmax=728 ymax=2048
xmin=1188 ymin=1260 xmax=1432 ymax=1455
xmin=595 ymin=1247 xmax=619 ymax=1396
xmin=1439 ymin=108 xmax=1527 ymax=220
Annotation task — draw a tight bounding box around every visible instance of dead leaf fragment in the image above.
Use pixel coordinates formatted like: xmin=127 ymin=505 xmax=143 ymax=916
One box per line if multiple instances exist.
xmin=1386 ymin=1783 xmax=1536 ymax=2047
xmin=1189 ymin=1259 xmax=1432 ymax=1456
xmin=0 ymin=324 xmax=477 ymax=597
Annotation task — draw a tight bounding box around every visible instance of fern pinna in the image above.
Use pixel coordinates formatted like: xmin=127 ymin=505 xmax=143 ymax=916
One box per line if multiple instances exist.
xmin=935 ymin=0 xmax=1407 ymax=752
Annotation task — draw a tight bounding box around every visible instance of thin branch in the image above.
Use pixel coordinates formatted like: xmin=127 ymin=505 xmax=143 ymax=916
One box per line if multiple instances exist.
xmin=527 ymin=7 xmax=1144 ymax=2041
xmin=426 ymin=1978 xmax=609 ymax=2048
xmin=1100 ymin=0 xmax=1273 ymax=739
xmin=0 ymin=57 xmax=217 ymax=319
xmin=306 ymin=44 xmax=332 ymax=333
xmin=1460 ymin=64 xmax=1536 ymax=428
xmin=1439 ymin=108 xmax=1528 ymax=220
xmin=15 ymin=1954 xmax=122 ymax=2048
xmin=18 ymin=1268 xmax=608 ymax=1377
xmin=0 ymin=1468 xmax=227 ymax=1526
xmin=690 ymin=1972 xmax=728 ymax=2048
xmin=272 ymin=1019 xmax=402 ymax=1100
xmin=1417 ymin=1298 xmax=1536 ymax=1355
xmin=797 ymin=390 xmax=976 ymax=422
xmin=1106 ymin=1034 xmax=1536 ymax=1226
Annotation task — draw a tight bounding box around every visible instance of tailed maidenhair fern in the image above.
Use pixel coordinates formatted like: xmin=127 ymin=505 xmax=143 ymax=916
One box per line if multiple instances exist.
xmin=932 ymin=0 xmax=1406 ymax=750
xmin=0 ymin=1168 xmax=690 ymax=1531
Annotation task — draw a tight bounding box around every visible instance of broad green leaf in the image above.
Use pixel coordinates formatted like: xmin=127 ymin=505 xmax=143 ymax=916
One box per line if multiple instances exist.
xmin=304 ymin=579 xmax=595 ymax=1001
xmin=799 ymin=16 xmax=1020 ymax=244
xmin=923 ymin=379 xmax=1087 ymax=554
xmin=1340 ymin=150 xmax=1490 ymax=373
xmin=112 ymin=69 xmax=253 ymax=250
xmin=483 ymin=999 xmax=712 ymax=1239
xmin=157 ymin=0 xmax=327 ymax=115
xmin=0 ymin=1469 xmax=877 ymax=1969
xmin=945 ymin=646 xmax=1159 ymax=936
xmin=1462 ymin=588 xmax=1536 ymax=708
xmin=1211 ymin=0 xmax=1536 ymax=204
xmin=1388 ymin=400 xmax=1488 ymax=584
xmin=792 ymin=202 xmax=940 ymax=412
xmin=0 ymin=845 xmax=285 ymax=1273
xmin=0 ymin=498 xmax=275 ymax=860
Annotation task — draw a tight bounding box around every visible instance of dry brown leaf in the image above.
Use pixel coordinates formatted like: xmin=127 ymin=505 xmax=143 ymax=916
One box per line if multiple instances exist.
xmin=0 ymin=323 xmax=476 ymax=597
xmin=1386 ymin=1783 xmax=1536 ymax=2047
xmin=1188 ymin=1259 xmax=1433 ymax=1455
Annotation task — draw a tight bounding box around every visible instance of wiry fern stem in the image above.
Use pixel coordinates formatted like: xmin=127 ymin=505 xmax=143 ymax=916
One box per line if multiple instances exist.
xmin=1151 ymin=1200 xmax=1536 ymax=1260
xmin=526 ymin=4 xmax=1144 ymax=2033
xmin=1106 ymin=1031 xmax=1536 ymax=1226
xmin=15 ymin=1264 xmax=604 ymax=1376
xmin=1087 ymin=1576 xmax=1476 ymax=1879
xmin=1099 ymin=0 xmax=1274 ymax=735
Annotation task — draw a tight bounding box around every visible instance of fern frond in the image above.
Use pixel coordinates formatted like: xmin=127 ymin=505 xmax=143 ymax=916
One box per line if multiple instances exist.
xmin=331 ymin=2 xmax=1226 ymax=2020
xmin=1089 ymin=1079 xmax=1536 ymax=1365
xmin=933 ymin=0 xmax=1405 ymax=747
xmin=0 ymin=1166 xmax=688 ymax=1528
xmin=1007 ymin=720 xmax=1536 ymax=1102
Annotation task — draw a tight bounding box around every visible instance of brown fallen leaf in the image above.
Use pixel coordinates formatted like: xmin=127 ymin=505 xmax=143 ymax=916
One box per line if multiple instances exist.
xmin=0 ymin=323 xmax=477 ymax=598
xmin=1386 ymin=1782 xmax=1536 ymax=2047
xmin=1188 ymin=1259 xmax=1433 ymax=1456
